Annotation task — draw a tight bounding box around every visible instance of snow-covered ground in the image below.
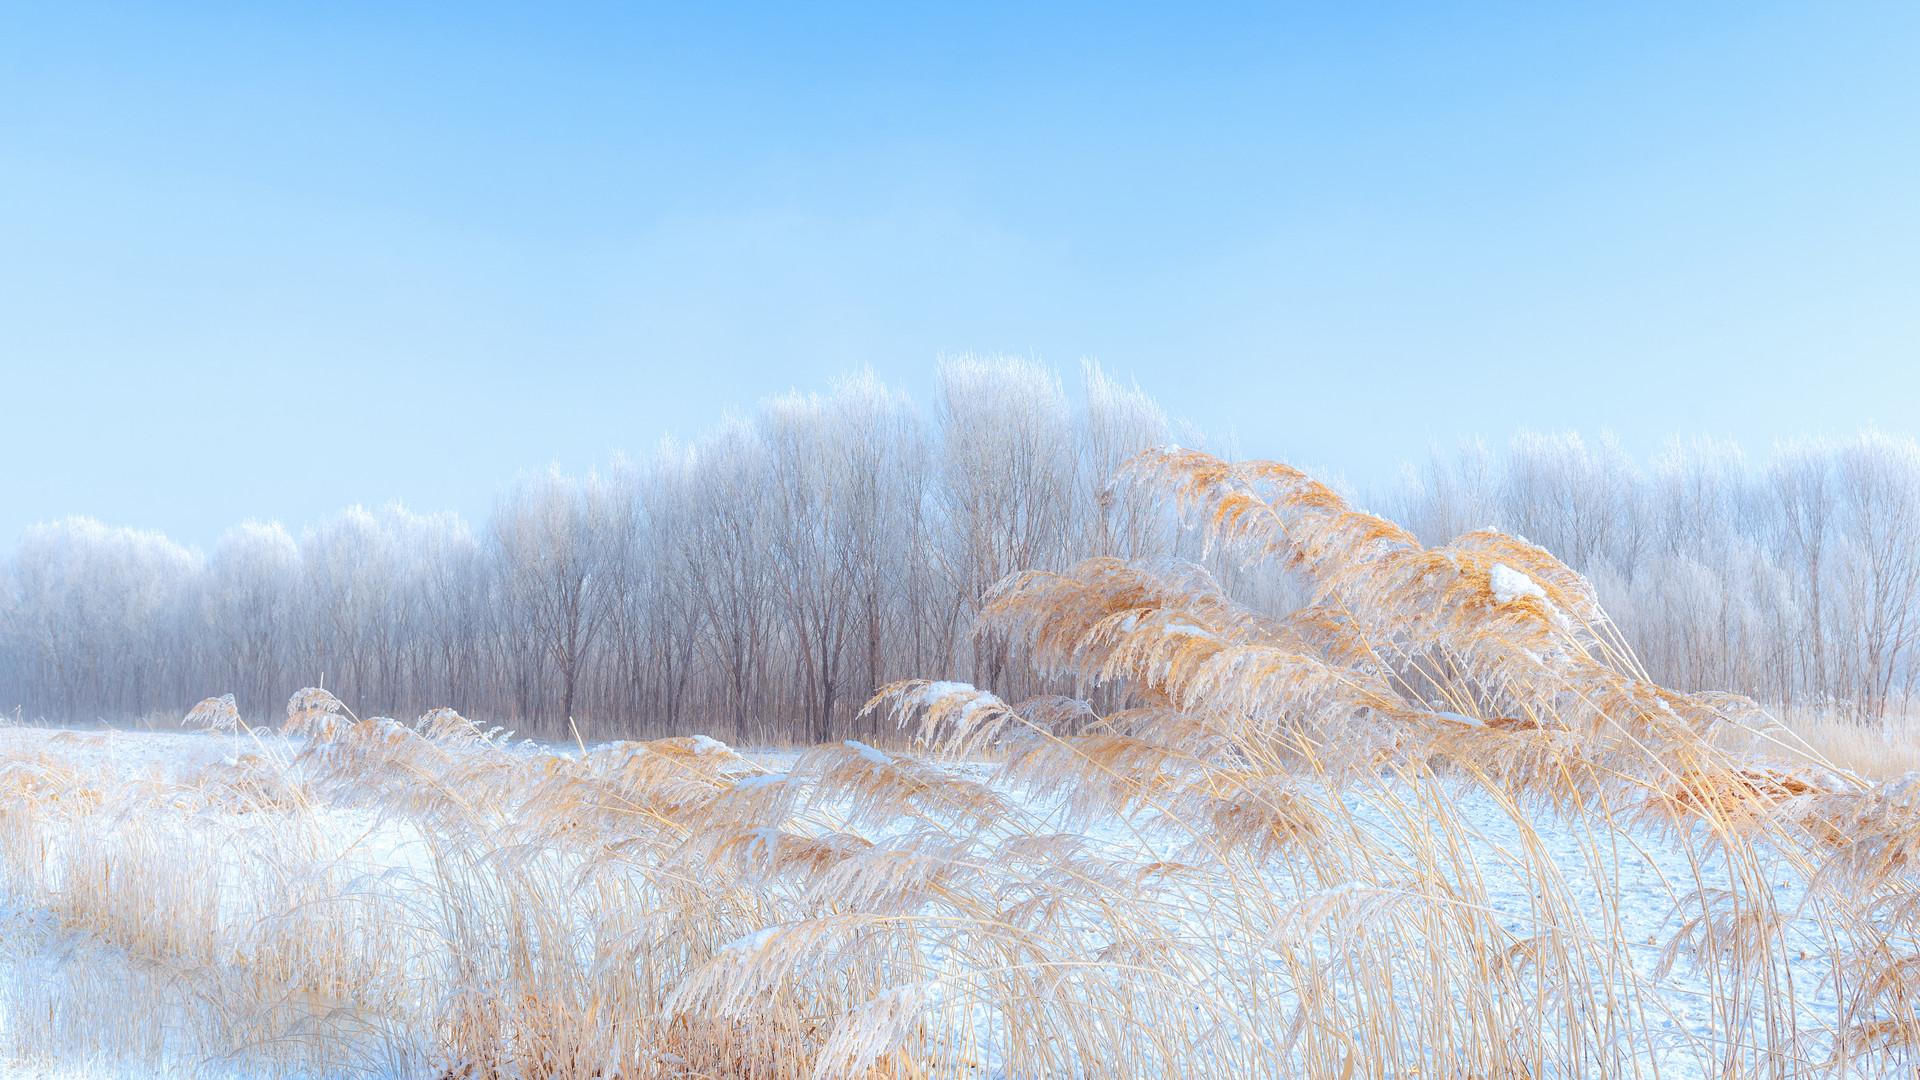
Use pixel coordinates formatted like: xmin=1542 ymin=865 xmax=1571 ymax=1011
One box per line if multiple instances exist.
xmin=0 ymin=726 xmax=1853 ymax=1078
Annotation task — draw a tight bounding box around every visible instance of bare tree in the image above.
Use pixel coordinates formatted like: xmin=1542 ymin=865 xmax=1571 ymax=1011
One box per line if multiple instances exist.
xmin=935 ymin=358 xmax=1078 ymax=698
xmin=5 ymin=363 xmax=1919 ymax=741
xmin=1834 ymin=433 xmax=1920 ymax=722
xmin=492 ymin=469 xmax=627 ymax=733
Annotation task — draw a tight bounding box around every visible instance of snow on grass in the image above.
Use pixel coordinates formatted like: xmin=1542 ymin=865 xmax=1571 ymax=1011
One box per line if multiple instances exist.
xmin=0 ymin=727 xmax=1856 ymax=1079
xmin=843 ymin=739 xmax=893 ymax=766
xmin=1489 ymin=562 xmax=1547 ymax=605
xmin=689 ymin=734 xmax=732 ymax=755
xmin=732 ymin=771 xmax=792 ymax=790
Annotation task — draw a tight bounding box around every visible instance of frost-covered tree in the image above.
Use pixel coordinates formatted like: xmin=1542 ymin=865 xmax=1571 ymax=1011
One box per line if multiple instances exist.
xmin=1834 ymin=433 xmax=1920 ymax=721
xmin=935 ymin=357 xmax=1079 ymax=698
xmin=202 ymin=521 xmax=301 ymax=719
xmin=5 ymin=361 xmax=1919 ymax=737
xmin=683 ymin=421 xmax=779 ymax=741
xmin=1399 ymin=429 xmax=1920 ymax=722
xmin=492 ymin=469 xmax=629 ymax=730
xmin=2 ymin=519 xmax=199 ymax=719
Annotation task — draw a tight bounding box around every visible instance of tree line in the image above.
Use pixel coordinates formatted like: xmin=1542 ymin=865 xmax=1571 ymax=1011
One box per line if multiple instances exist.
xmin=0 ymin=360 xmax=1244 ymax=740
xmin=1391 ymin=429 xmax=1920 ymax=724
xmin=3 ymin=359 xmax=1917 ymax=738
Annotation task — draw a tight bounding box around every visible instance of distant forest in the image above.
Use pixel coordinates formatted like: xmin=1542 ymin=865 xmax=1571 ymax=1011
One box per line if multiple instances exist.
xmin=4 ymin=358 xmax=1916 ymax=740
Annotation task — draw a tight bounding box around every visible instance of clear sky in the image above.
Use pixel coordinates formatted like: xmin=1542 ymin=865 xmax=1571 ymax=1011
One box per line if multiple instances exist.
xmin=3 ymin=3 xmax=1917 ymax=549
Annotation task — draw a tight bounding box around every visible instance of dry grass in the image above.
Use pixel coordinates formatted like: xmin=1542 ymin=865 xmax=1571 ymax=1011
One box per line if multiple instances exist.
xmin=0 ymin=447 xmax=1916 ymax=1077
xmin=1770 ymin=708 xmax=1920 ymax=782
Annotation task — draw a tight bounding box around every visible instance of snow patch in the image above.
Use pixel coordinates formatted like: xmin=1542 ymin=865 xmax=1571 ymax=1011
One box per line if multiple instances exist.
xmin=1489 ymin=563 xmax=1546 ymax=606
xmin=916 ymin=681 xmax=974 ymax=705
xmin=844 ymin=739 xmax=893 ymax=766
xmin=721 ymin=926 xmax=779 ymax=954
xmin=733 ymin=772 xmax=791 ymax=791
xmin=689 ymin=734 xmax=732 ymax=756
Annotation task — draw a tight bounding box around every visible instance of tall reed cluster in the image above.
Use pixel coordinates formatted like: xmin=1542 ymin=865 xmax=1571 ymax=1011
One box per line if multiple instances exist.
xmin=0 ymin=448 xmax=1915 ymax=1077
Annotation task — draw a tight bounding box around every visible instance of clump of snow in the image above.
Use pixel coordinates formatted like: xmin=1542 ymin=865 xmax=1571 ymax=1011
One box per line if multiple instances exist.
xmin=909 ymin=680 xmax=1006 ymax=733
xmin=1878 ymin=771 xmax=1920 ymax=804
xmin=741 ymin=825 xmax=783 ymax=861
xmin=689 ymin=734 xmax=732 ymax=756
xmin=733 ymin=772 xmax=791 ymax=791
xmin=1431 ymin=710 xmax=1482 ymax=727
xmin=844 ymin=739 xmax=893 ymax=766
xmin=721 ymin=926 xmax=779 ymax=954
xmin=916 ymin=681 xmax=974 ymax=706
xmin=1489 ymin=563 xmax=1546 ymax=606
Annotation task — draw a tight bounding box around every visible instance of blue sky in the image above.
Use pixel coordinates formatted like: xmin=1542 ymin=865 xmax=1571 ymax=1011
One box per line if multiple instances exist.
xmin=3 ymin=3 xmax=1917 ymax=548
